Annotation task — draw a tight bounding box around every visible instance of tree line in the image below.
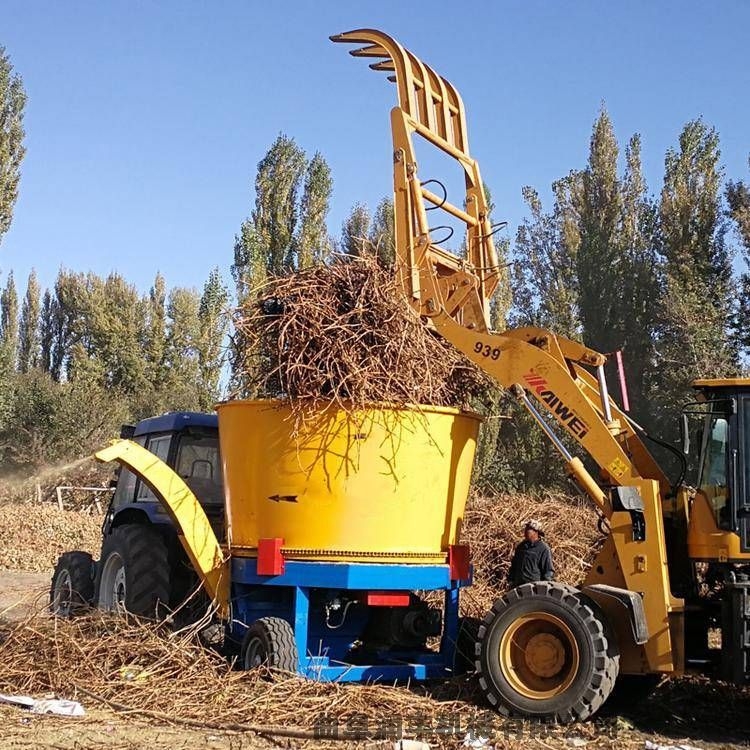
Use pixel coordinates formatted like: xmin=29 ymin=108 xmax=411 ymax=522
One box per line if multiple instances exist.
xmin=481 ymin=112 xmax=750 ymax=491
xmin=0 ymin=267 xmax=228 ymax=469
xmin=2 ymin=43 xmax=750 ymax=492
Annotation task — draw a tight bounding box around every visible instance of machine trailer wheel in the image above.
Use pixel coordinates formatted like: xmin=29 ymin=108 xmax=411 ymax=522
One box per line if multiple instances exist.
xmin=50 ymin=551 xmax=95 ymax=617
xmin=97 ymin=524 xmax=170 ymax=618
xmin=477 ymin=582 xmax=618 ymax=722
xmin=242 ymin=617 xmax=298 ymax=674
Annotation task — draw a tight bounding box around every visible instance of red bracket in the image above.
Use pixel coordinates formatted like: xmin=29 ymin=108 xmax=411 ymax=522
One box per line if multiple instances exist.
xmin=257 ymin=537 xmax=285 ymax=576
xmin=449 ymin=544 xmax=471 ymax=581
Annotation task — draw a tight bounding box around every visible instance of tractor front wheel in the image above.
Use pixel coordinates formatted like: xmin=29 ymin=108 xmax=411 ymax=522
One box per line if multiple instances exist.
xmin=96 ymin=524 xmax=170 ymax=619
xmin=477 ymin=582 xmax=618 ymax=722
xmin=50 ymin=551 xmax=95 ymax=617
xmin=241 ymin=617 xmax=298 ymax=674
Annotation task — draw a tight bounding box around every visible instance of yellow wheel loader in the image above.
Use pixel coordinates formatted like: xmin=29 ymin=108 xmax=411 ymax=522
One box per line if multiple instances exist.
xmin=332 ymin=29 xmax=750 ymax=721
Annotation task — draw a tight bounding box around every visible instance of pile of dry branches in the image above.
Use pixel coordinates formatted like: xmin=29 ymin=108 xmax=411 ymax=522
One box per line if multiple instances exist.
xmin=0 ymin=503 xmax=102 ymax=572
xmin=232 ymin=256 xmax=489 ymax=411
xmin=2 ymin=609 xmax=740 ymax=748
xmin=459 ymin=492 xmax=603 ymax=617
xmin=1 ymin=493 xmax=746 ymax=746
xmin=0 ymin=612 xmax=482 ymax=741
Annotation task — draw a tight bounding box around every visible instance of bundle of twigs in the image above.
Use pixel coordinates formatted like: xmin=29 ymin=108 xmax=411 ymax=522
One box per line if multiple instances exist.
xmin=459 ymin=492 xmax=603 ymax=617
xmin=231 ymin=255 xmax=489 ymax=411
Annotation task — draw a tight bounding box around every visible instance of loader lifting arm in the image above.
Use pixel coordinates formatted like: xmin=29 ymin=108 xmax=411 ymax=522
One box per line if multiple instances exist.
xmin=333 ymin=29 xmax=683 ymax=676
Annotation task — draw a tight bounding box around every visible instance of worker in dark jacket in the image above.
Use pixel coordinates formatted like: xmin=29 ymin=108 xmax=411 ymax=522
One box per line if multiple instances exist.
xmin=508 ymin=519 xmax=554 ymax=587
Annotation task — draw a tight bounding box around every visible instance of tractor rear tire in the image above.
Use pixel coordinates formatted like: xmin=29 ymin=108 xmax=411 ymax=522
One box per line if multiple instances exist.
xmin=477 ymin=582 xmax=618 ymax=722
xmin=242 ymin=617 xmax=298 ymax=674
xmin=50 ymin=551 xmax=95 ymax=617
xmin=96 ymin=524 xmax=170 ymax=619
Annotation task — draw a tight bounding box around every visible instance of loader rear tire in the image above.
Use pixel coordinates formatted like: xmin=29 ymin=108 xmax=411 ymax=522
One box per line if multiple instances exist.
xmin=242 ymin=617 xmax=298 ymax=674
xmin=97 ymin=524 xmax=170 ymax=619
xmin=50 ymin=551 xmax=95 ymax=617
xmin=477 ymin=582 xmax=618 ymax=722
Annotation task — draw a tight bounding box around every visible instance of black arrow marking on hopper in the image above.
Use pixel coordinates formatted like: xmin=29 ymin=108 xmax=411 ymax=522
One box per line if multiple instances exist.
xmin=268 ymin=494 xmax=298 ymax=503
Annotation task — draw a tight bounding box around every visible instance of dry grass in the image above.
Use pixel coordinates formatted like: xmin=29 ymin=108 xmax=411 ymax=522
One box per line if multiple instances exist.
xmin=231 ymin=256 xmax=489 ymax=414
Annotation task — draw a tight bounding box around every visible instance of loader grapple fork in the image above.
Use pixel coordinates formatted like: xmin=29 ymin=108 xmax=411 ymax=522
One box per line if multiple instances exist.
xmin=331 ymin=29 xmax=503 ymax=333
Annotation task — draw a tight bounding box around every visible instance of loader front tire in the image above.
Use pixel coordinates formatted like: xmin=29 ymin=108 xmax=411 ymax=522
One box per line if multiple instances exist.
xmin=97 ymin=524 xmax=170 ymax=619
xmin=477 ymin=582 xmax=618 ymax=722
xmin=242 ymin=617 xmax=298 ymax=674
xmin=50 ymin=551 xmax=95 ymax=617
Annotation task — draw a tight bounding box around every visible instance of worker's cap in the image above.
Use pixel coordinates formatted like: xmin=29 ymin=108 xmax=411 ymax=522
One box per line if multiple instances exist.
xmin=524 ymin=519 xmax=544 ymax=536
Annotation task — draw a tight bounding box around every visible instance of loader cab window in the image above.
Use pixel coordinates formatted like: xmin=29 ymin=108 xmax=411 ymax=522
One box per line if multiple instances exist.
xmin=698 ymin=413 xmax=730 ymax=530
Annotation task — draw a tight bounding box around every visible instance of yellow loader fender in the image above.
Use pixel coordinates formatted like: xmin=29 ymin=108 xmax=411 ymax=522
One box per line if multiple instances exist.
xmin=95 ymin=439 xmax=230 ymax=618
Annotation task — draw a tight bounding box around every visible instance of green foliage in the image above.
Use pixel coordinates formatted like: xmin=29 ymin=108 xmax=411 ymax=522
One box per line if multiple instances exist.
xmin=296 ymin=153 xmax=333 ymax=268
xmin=231 ymin=135 xmax=332 ymax=303
xmin=0 ymin=369 xmax=129 ymax=470
xmin=17 ymin=269 xmax=40 ymax=373
xmin=652 ymin=120 xmax=736 ymax=431
xmin=142 ymin=272 xmax=167 ymax=388
xmin=370 ymin=198 xmax=395 ymax=266
xmin=511 ymin=182 xmax=581 ymax=338
xmin=0 ymin=265 xmax=232 ymax=474
xmin=726 ymin=161 xmax=750 ymax=355
xmin=339 ymin=197 xmax=396 ymax=266
xmin=197 ymin=268 xmax=229 ymax=410
xmin=0 ymin=46 xmax=26 ymax=246
xmin=0 ymin=270 xmax=18 ymax=370
xmin=340 ymin=202 xmax=371 ymax=256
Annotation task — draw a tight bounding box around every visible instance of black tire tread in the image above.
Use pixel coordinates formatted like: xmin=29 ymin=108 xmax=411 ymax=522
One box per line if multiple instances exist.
xmin=50 ymin=551 xmax=95 ymax=616
xmin=97 ymin=524 xmax=170 ymax=618
xmin=243 ymin=616 xmax=298 ymax=674
xmin=475 ymin=581 xmax=618 ymax=722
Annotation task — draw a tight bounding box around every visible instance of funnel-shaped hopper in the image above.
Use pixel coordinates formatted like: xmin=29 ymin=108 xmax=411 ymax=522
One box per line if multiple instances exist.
xmin=217 ymin=400 xmax=480 ymax=563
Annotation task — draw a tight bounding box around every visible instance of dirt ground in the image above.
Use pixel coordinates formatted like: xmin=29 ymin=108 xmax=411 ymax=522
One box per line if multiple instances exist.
xmin=1 ymin=569 xmax=750 ymax=750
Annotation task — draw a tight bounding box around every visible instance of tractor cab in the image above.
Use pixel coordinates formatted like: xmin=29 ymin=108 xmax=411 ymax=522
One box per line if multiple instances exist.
xmin=686 ymin=379 xmax=750 ymax=563
xmin=106 ymin=412 xmax=225 ymax=540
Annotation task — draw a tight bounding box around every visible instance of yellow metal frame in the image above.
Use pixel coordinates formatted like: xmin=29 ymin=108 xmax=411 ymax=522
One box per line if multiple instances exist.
xmin=95 ymin=439 xmax=229 ymax=617
xmin=331 ymin=29 xmax=502 ymax=331
xmin=333 ymin=29 xmax=683 ymax=674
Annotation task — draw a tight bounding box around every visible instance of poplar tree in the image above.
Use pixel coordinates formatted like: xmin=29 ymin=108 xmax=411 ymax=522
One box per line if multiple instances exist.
xmin=726 ymin=165 xmax=750 ymax=355
xmin=232 ymin=135 xmax=306 ymax=301
xmin=575 ymin=109 xmax=622 ymax=355
xmin=197 ymin=268 xmax=229 ymax=409
xmin=654 ymin=120 xmax=736 ymax=423
xmin=341 ymin=203 xmax=371 ymax=256
xmin=0 ymin=47 xmax=26 ymax=247
xmin=370 ymin=198 xmax=395 ymax=266
xmin=232 ymin=135 xmax=333 ymax=300
xmin=164 ymin=287 xmax=201 ymax=399
xmin=511 ymin=180 xmax=581 ymax=338
xmin=296 ymin=153 xmax=333 ymax=268
xmin=17 ymin=268 xmax=40 ymax=372
xmin=0 ymin=271 xmax=18 ymax=370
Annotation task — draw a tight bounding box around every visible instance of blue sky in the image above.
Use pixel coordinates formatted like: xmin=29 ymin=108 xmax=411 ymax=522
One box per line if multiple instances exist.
xmin=1 ymin=1 xmax=749 ymax=297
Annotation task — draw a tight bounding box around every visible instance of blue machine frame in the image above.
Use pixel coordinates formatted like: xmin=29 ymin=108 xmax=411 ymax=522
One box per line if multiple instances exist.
xmin=229 ymin=558 xmax=472 ymax=682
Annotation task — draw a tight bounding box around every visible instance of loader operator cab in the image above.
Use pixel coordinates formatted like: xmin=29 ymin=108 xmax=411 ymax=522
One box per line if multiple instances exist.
xmin=106 ymin=412 xmax=225 ymax=540
xmin=686 ymin=380 xmax=750 ymax=560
